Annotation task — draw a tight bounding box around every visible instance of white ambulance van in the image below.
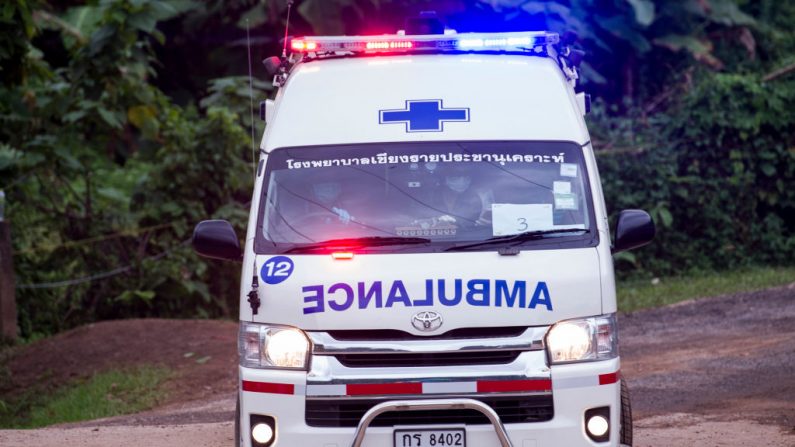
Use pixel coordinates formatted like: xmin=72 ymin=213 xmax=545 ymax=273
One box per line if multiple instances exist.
xmin=193 ymin=28 xmax=655 ymax=447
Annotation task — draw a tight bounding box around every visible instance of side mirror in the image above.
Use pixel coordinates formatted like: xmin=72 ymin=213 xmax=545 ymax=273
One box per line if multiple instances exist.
xmin=193 ymin=220 xmax=242 ymax=261
xmin=613 ymin=209 xmax=655 ymax=254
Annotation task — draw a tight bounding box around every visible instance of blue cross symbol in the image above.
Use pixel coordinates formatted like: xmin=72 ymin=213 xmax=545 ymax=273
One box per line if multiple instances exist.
xmin=379 ymin=99 xmax=470 ymax=132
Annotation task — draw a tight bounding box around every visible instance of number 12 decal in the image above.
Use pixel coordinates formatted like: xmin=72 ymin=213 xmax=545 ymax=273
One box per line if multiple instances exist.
xmin=261 ymin=256 xmax=294 ymax=284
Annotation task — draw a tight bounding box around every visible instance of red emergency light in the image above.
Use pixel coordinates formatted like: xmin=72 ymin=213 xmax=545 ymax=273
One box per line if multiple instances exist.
xmin=331 ymin=251 xmax=354 ymax=260
xmin=289 ymin=31 xmax=558 ymax=56
xmin=366 ymin=41 xmax=414 ymax=50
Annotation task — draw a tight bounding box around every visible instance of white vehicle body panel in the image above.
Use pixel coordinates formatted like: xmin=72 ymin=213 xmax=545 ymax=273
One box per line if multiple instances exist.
xmin=249 ymin=250 xmax=601 ymax=331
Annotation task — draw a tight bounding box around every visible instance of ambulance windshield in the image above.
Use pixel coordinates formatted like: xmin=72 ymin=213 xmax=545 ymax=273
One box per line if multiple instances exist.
xmin=257 ymin=141 xmax=595 ymax=253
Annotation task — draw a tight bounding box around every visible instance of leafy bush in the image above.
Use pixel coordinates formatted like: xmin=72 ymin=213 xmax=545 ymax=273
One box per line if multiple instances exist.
xmin=594 ymin=69 xmax=795 ymax=276
xmin=1 ymin=1 xmax=259 ymax=337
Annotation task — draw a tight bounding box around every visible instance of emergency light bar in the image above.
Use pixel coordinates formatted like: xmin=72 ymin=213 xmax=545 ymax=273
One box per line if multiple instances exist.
xmin=290 ymin=31 xmax=559 ymax=55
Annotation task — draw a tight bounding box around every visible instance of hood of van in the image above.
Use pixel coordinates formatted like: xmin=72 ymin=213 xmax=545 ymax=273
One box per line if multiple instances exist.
xmin=249 ymin=248 xmax=601 ymax=334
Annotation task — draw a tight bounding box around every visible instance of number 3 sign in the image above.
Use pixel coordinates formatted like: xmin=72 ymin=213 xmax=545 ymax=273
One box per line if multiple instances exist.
xmin=261 ymin=256 xmax=294 ymax=284
xmin=492 ymin=203 xmax=553 ymax=236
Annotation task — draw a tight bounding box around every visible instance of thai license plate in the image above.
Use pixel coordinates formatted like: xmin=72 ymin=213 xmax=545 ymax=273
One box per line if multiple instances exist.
xmin=394 ymin=429 xmax=466 ymax=447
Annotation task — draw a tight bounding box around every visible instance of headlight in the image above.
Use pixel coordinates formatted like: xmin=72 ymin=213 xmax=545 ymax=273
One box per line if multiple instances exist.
xmin=239 ymin=322 xmax=311 ymax=369
xmin=546 ymin=314 xmax=617 ymax=364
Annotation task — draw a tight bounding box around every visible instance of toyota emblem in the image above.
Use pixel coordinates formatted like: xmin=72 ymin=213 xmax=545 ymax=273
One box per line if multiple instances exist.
xmin=411 ymin=311 xmax=443 ymax=332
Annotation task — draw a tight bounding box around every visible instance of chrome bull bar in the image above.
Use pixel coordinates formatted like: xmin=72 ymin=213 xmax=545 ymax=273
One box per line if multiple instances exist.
xmin=349 ymin=398 xmax=513 ymax=447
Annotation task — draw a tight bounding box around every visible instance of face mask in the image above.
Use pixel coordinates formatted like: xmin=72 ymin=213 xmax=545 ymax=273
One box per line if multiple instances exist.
xmin=446 ymin=176 xmax=471 ymax=193
xmin=313 ymin=182 xmax=340 ymax=202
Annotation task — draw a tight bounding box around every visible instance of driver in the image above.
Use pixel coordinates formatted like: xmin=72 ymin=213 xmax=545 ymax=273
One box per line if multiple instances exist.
xmin=309 ymin=180 xmax=353 ymax=224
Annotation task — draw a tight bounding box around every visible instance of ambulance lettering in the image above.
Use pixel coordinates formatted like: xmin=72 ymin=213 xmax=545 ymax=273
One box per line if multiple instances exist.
xmin=301 ymin=279 xmax=552 ymax=314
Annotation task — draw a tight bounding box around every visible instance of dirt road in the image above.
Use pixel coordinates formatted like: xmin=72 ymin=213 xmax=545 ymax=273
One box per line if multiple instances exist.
xmin=2 ymin=285 xmax=794 ymax=446
xmin=621 ymin=284 xmax=795 ymax=446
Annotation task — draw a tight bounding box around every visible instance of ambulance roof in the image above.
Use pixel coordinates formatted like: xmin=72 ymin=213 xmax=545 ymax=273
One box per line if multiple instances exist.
xmin=262 ymin=35 xmax=589 ymax=150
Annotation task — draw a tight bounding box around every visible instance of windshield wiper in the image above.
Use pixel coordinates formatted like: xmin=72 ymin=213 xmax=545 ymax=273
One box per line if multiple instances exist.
xmin=284 ymin=236 xmax=431 ymax=254
xmin=444 ymin=228 xmax=589 ymax=252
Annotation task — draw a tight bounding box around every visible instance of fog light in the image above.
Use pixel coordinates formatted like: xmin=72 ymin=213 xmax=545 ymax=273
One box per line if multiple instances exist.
xmin=584 ymin=407 xmax=610 ymax=442
xmin=587 ymin=414 xmax=609 ymax=437
xmin=252 ymin=423 xmax=274 ymax=444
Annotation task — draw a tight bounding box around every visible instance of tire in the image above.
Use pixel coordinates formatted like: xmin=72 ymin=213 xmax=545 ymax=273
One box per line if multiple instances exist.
xmin=620 ymin=379 xmax=633 ymax=446
xmin=235 ymin=395 xmax=242 ymax=447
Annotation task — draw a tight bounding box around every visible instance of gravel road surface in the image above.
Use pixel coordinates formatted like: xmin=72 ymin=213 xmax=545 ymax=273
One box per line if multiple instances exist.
xmin=2 ymin=285 xmax=793 ymax=446
xmin=621 ymin=284 xmax=795 ymax=446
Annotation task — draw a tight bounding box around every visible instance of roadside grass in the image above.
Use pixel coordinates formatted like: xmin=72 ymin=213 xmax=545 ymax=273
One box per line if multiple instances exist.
xmin=617 ymin=265 xmax=795 ymax=313
xmin=0 ymin=366 xmax=170 ymax=428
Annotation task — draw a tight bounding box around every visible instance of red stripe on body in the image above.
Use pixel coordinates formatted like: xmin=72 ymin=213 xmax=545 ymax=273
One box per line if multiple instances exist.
xmin=598 ymin=371 xmax=621 ymax=385
xmin=242 ymin=380 xmax=295 ymax=395
xmin=476 ymin=379 xmax=552 ymax=393
xmin=346 ymin=382 xmax=423 ymax=396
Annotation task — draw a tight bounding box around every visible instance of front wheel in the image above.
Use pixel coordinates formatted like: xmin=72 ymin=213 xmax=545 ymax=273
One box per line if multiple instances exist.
xmin=620 ymin=379 xmax=633 ymax=446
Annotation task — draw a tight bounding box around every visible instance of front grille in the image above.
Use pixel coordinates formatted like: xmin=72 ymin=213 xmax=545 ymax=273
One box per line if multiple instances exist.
xmin=326 ymin=326 xmax=527 ymax=341
xmin=305 ymin=395 xmax=554 ymax=427
xmin=333 ymin=350 xmax=521 ymax=368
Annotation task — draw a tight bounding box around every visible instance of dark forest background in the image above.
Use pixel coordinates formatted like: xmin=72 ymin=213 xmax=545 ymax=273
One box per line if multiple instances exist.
xmin=1 ymin=0 xmax=793 ymax=339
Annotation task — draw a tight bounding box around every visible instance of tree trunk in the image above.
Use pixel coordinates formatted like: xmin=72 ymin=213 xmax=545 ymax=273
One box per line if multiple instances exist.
xmin=0 ymin=221 xmax=18 ymax=341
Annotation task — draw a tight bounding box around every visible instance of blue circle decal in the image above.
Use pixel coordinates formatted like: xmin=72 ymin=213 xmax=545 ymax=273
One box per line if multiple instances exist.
xmin=260 ymin=256 xmax=294 ymax=285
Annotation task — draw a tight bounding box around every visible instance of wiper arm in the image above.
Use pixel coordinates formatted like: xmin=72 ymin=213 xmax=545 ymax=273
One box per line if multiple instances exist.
xmin=444 ymin=228 xmax=588 ymax=252
xmin=284 ymin=236 xmax=431 ymax=254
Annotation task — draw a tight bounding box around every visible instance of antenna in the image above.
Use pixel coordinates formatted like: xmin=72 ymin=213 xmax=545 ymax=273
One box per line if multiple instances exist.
xmin=282 ymin=0 xmax=294 ymax=58
xmin=246 ymin=19 xmax=257 ymax=178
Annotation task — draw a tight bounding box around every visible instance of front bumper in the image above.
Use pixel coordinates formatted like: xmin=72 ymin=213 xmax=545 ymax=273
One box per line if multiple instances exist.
xmin=239 ymin=356 xmax=621 ymax=447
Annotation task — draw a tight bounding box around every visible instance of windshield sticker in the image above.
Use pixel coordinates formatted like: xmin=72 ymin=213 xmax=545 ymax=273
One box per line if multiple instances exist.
xmin=261 ymin=256 xmax=294 ymax=285
xmin=491 ymin=203 xmax=553 ymax=236
xmin=553 ymin=181 xmax=572 ymax=194
xmin=285 ymin=152 xmax=566 ymax=169
xmin=554 ymin=193 xmax=578 ymax=210
xmin=302 ymin=279 xmax=553 ymax=314
xmin=560 ymin=163 xmax=578 ymax=177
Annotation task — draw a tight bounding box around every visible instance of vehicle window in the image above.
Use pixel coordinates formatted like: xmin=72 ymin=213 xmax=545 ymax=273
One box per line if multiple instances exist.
xmin=256 ymin=141 xmax=594 ymax=253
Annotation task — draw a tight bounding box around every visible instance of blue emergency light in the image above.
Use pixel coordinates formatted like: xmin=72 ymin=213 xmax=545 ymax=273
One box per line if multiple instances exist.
xmin=290 ymin=31 xmax=559 ymax=56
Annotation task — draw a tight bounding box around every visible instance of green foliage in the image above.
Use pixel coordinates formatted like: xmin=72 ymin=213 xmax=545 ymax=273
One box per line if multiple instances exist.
xmin=594 ymin=70 xmax=795 ymax=275
xmin=200 ymin=76 xmax=273 ymax=131
xmin=0 ymin=366 xmax=170 ymax=428
xmin=667 ymin=72 xmax=795 ymax=267
xmin=0 ymin=0 xmax=39 ymax=86
xmin=585 ymin=0 xmax=795 ymax=277
xmin=1 ymin=0 xmax=255 ymax=337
